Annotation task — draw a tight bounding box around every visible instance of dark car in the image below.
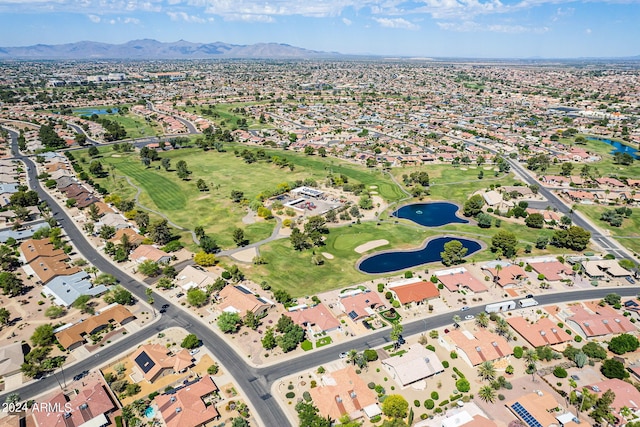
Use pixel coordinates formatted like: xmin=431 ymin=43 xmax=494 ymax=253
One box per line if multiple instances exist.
xmin=162 ymin=304 xmax=170 ymax=308
xmin=526 ymin=294 xmax=534 ymax=298
xmin=626 ymin=276 xmax=636 ymax=284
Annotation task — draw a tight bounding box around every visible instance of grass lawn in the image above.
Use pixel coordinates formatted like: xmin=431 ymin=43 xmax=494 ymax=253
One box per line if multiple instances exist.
xmin=301 ymin=340 xmax=313 ymax=351
xmin=81 ymin=144 xmax=404 ymax=248
xmin=537 ymin=136 xmax=640 ymax=178
xmin=575 ymin=205 xmax=640 ymax=255
xmin=105 ymin=114 xmax=160 ymax=139
xmin=316 ymin=337 xmax=332 ymax=348
xmin=180 ymin=102 xmax=273 ymax=130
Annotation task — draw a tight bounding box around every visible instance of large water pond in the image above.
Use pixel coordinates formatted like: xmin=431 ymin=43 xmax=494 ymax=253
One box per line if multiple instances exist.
xmin=392 ymin=202 xmax=468 ymax=227
xmin=587 ymin=137 xmax=639 ymax=160
xmin=357 ymin=236 xmax=482 ymax=274
xmin=73 ymin=108 xmax=119 ymax=115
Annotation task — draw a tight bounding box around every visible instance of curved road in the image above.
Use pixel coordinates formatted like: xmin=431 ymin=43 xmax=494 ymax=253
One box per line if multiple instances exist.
xmin=3 ymin=127 xmax=640 ymax=427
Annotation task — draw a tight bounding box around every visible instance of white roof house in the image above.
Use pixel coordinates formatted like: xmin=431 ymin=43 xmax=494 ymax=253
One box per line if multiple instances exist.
xmin=382 ymin=343 xmax=444 ymax=387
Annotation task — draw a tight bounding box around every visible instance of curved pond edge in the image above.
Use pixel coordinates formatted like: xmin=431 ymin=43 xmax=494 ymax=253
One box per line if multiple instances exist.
xmin=356 ymin=234 xmax=487 ymax=275
xmin=390 ymin=200 xmax=473 ymax=227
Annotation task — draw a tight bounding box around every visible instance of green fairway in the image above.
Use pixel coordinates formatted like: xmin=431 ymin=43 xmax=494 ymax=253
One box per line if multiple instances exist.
xmin=576 ymin=205 xmax=640 ymax=255
xmin=83 ymin=144 xmax=405 ymax=248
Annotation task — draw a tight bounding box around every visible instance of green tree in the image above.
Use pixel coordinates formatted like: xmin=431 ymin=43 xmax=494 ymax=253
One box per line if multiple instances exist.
xmin=289 ymin=227 xmax=309 ymax=251
xmin=176 ymin=160 xmax=191 ymax=180
xmin=390 ymin=322 xmax=404 ymax=346
xmin=601 ymin=358 xmax=629 ymax=379
xmin=186 ymin=288 xmax=208 ymax=307
xmin=525 ymin=213 xmax=545 ymax=229
xmin=180 ymin=334 xmax=200 ymax=349
xmin=590 ymin=389 xmax=616 ymax=425
xmin=0 ymin=308 xmax=10 ymax=325
xmin=475 ymin=312 xmax=489 ymax=328
xmin=491 ymin=230 xmax=518 ymax=258
xmin=0 ymin=272 xmax=25 ymax=297
xmin=138 ymin=260 xmax=160 ymax=277
xmin=45 ymin=305 xmax=66 ymax=319
xmin=244 ymin=310 xmax=260 ymax=330
xmin=608 ymin=333 xmax=639 ymax=355
xmin=104 ymin=285 xmax=133 ymax=305
xmin=463 ymin=194 xmax=485 ymax=217
xmin=440 ymin=239 xmax=468 ymax=266
xmin=551 ymin=226 xmax=591 ymax=251
xmin=72 ymin=294 xmax=93 ymax=314
xmin=582 ymin=342 xmax=607 ymax=360
xmin=134 ymin=211 xmax=150 ymax=229
xmin=218 ymin=312 xmax=242 ymax=333
xmin=382 ymin=394 xmax=409 ymax=419
xmin=230 ymin=189 xmax=244 ymax=203
xmin=31 ymin=324 xmax=55 ymax=347
xmin=148 ymin=219 xmax=173 ymax=245
xmin=261 ymin=327 xmax=277 ymax=350
xmin=232 ymin=228 xmax=247 ymax=247
xmin=161 ymin=158 xmax=171 ymax=171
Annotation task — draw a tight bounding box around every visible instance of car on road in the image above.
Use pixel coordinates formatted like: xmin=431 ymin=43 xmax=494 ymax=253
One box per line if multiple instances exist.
xmin=464 ymin=315 xmax=475 ymax=320
xmin=339 ymin=352 xmax=348 ymax=359
xmin=73 ymin=370 xmax=89 ymax=381
xmin=159 ymin=308 xmax=167 ymax=314
xmin=626 ymin=276 xmax=636 ymax=284
xmin=397 ymin=335 xmax=406 ymax=345
xmin=460 ymin=306 xmax=470 ymax=311
xmin=526 ymin=294 xmax=534 ymax=298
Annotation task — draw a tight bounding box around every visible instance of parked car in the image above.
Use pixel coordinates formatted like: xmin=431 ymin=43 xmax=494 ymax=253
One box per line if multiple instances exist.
xmin=526 ymin=294 xmax=534 ymax=298
xmin=625 ymin=276 xmax=636 ymax=284
xmin=339 ymin=352 xmax=348 ymax=359
xmin=460 ymin=306 xmax=470 ymax=311
xmin=189 ymin=349 xmax=200 ymax=356
xmin=444 ymin=328 xmax=450 ymax=334
xmin=464 ymin=315 xmax=475 ymax=320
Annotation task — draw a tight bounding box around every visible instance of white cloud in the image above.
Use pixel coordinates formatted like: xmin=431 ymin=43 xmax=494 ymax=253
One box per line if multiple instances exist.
xmin=342 ymin=17 xmax=352 ymax=25
xmin=222 ymin=13 xmax=275 ymax=22
xmin=107 ymin=16 xmax=141 ymax=24
xmin=167 ymin=11 xmax=207 ymax=22
xmin=373 ymin=17 xmax=419 ymax=30
xmin=585 ymin=28 xmax=592 ymax=34
xmin=437 ymin=20 xmax=548 ymax=33
xmin=88 ymin=14 xmax=101 ymax=23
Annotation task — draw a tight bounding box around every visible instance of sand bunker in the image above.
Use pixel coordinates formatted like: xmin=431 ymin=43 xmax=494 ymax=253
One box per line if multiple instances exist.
xmin=232 ymin=247 xmax=258 ymax=262
xmin=354 ymin=239 xmax=389 ymax=254
xmin=322 ymin=252 xmax=334 ymax=259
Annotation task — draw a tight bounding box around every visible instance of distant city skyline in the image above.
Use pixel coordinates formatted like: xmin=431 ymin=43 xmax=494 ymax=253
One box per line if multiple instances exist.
xmin=0 ymin=0 xmax=638 ymax=59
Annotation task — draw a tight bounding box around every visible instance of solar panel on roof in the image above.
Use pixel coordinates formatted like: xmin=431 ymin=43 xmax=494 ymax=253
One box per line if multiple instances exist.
xmin=510 ymin=402 xmax=543 ymax=427
xmin=348 ymin=310 xmax=358 ymax=320
xmin=235 ymin=286 xmax=252 ymax=294
xmin=135 ymin=352 xmax=156 ymax=374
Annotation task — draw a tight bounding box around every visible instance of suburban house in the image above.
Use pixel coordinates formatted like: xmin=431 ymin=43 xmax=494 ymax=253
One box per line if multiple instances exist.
xmin=309 ymin=366 xmax=380 ymax=421
xmin=382 ymin=343 xmax=444 ymax=387
xmin=566 ymin=303 xmax=636 ymax=338
xmin=95 ymin=212 xmax=131 ymax=231
xmin=19 ymin=238 xmax=81 ymax=284
xmin=176 ymin=265 xmax=218 ymax=290
xmin=442 ymin=329 xmax=512 ymax=367
xmin=285 ymin=303 xmax=341 ymax=336
xmin=434 ymin=267 xmax=488 ymax=293
xmin=43 ymin=271 xmax=109 ymax=307
xmin=437 ymin=408 xmax=498 ymax=427
xmin=506 ymin=392 xmax=588 ymax=427
xmin=32 ymin=380 xmax=119 ymax=427
xmin=55 ymin=304 xmax=135 ymax=350
xmin=581 ymin=259 xmax=631 ymax=279
xmin=507 ymin=316 xmax=572 ymax=347
xmin=481 ymin=190 xmax=514 ymax=211
xmin=217 ymin=285 xmax=274 ymax=317
xmin=154 ymin=375 xmax=220 ymax=427
xmin=0 ymin=342 xmax=25 ymax=379
xmin=528 ymin=259 xmax=573 ymax=282
xmin=482 ymin=263 xmax=527 ymax=288
xmin=130 ymin=344 xmax=194 ymax=383
xmin=387 ymin=279 xmax=439 ymax=307
xmin=130 ymin=244 xmax=172 ymax=264
xmin=338 ymin=290 xmax=385 ymax=321
xmin=587 ymin=379 xmax=640 ymax=424
xmin=109 ymin=228 xmax=146 ymax=248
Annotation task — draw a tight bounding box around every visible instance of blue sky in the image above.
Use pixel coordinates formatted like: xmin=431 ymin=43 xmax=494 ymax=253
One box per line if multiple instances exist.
xmin=0 ymin=0 xmax=638 ymax=58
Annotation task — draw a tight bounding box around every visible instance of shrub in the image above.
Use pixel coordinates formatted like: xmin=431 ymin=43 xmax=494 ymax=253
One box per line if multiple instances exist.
xmin=378 ymin=283 xmax=384 ymax=292
xmin=375 ymin=385 xmax=385 ymax=394
xmin=414 ymin=399 xmax=420 ymax=407
xmin=370 ymin=415 xmax=382 ymax=423
xmin=513 ymin=346 xmax=523 ymax=358
xmin=498 ymin=394 xmax=505 ymax=401
xmin=385 ymin=291 xmax=392 ymax=300
xmin=450 ymin=351 xmax=458 ymax=359
xmin=288 ymin=384 xmax=294 ymax=390
xmin=368 ymin=382 xmax=376 ymax=389
xmin=442 ymin=361 xmax=450 ymax=368
xmin=207 ymin=364 xmax=219 ymax=375
xmin=456 ymin=378 xmax=471 ymax=393
xmin=285 ymin=392 xmax=295 ymax=399
xmin=310 ymin=380 xmax=317 ymax=388
xmin=553 ymin=366 xmax=568 ymax=378
xmin=364 ymin=349 xmax=378 ymax=361
xmin=438 ymin=399 xmax=450 ymax=407
xmin=426 ymin=344 xmax=436 ymax=351
xmin=303 ymin=391 xmax=311 ymax=402
xmin=575 ymin=335 xmax=583 ymax=342
xmin=392 ymin=300 xmax=401 ymax=309
xmin=425 ymin=399 xmax=435 ymax=409
xmin=431 ymin=391 xmax=439 ymax=400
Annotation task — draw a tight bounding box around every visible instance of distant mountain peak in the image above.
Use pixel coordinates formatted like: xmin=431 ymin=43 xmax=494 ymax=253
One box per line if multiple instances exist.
xmin=0 ymin=39 xmax=340 ymax=60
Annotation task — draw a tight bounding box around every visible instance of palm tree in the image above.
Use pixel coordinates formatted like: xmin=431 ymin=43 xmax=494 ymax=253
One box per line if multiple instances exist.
xmin=347 ymin=349 xmax=358 ymax=366
xmin=494 ymin=317 xmax=510 ymax=336
xmin=478 ymin=385 xmax=497 ymax=403
xmin=493 ymin=264 xmax=503 ymax=287
xmin=475 ymin=312 xmax=489 ymax=328
xmin=478 ymin=361 xmax=496 ymax=382
xmin=524 ymin=349 xmax=539 ymax=381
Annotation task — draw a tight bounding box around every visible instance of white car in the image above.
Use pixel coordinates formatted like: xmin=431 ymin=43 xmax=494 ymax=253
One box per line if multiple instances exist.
xmin=460 ymin=306 xmax=470 ymax=311
xmin=464 ymin=315 xmax=475 ymax=320
xmin=189 ymin=349 xmax=200 ymax=356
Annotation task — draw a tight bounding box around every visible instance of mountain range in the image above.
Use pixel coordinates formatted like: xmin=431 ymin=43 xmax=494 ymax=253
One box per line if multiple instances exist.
xmin=0 ymin=39 xmax=341 ymax=60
